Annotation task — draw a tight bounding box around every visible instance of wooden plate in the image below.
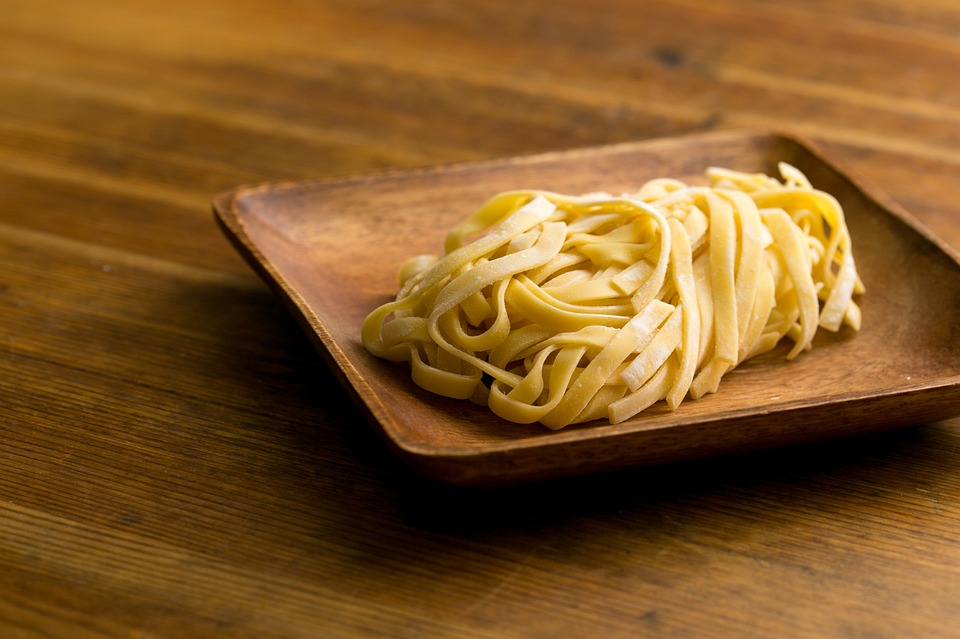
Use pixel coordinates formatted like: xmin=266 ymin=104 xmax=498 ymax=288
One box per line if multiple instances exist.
xmin=213 ymin=129 xmax=960 ymax=486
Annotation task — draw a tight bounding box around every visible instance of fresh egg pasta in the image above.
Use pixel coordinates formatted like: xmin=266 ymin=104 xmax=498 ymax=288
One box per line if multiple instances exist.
xmin=361 ymin=164 xmax=863 ymax=429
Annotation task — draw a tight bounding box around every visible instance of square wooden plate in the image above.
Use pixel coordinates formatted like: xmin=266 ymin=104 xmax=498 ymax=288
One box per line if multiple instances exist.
xmin=213 ymin=129 xmax=960 ymax=486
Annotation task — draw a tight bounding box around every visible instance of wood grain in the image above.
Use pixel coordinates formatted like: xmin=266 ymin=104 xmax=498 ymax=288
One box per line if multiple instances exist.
xmin=2 ymin=0 xmax=960 ymax=637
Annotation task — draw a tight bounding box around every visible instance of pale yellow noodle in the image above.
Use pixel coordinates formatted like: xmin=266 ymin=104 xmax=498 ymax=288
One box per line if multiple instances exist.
xmin=361 ymin=164 xmax=863 ymax=429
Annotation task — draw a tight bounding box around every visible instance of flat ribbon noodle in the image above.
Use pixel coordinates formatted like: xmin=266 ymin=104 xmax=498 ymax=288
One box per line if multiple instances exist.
xmin=362 ymin=164 xmax=863 ymax=429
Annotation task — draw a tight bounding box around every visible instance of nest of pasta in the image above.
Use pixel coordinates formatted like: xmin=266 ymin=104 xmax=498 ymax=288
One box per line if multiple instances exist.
xmin=362 ymin=164 xmax=863 ymax=429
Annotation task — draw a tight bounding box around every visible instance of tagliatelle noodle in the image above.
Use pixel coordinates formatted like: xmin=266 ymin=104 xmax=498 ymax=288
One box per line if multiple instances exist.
xmin=361 ymin=164 xmax=864 ymax=429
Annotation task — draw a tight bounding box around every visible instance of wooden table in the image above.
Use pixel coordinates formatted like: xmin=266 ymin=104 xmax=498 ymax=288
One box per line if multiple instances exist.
xmin=2 ymin=0 xmax=959 ymax=637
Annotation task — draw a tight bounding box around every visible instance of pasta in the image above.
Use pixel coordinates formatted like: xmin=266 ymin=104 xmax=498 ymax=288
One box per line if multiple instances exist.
xmin=361 ymin=163 xmax=864 ymax=429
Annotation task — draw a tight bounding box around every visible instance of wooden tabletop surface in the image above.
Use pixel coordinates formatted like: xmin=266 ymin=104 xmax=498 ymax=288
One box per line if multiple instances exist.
xmin=2 ymin=0 xmax=959 ymax=637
